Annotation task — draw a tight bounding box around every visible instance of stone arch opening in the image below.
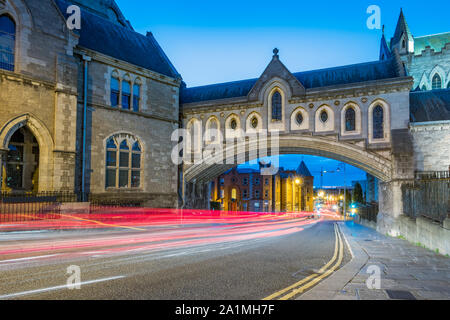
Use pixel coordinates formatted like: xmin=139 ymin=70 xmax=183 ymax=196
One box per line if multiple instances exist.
xmin=0 ymin=114 xmax=54 ymax=192
xmin=2 ymin=126 xmax=39 ymax=192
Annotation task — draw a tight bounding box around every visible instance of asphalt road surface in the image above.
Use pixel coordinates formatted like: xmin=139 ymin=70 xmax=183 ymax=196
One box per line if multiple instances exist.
xmin=0 ymin=214 xmax=350 ymax=300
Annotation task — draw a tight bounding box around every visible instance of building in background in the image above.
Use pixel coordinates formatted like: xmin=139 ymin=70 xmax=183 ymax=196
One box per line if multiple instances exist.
xmin=380 ymin=9 xmax=450 ymax=91
xmin=210 ymin=162 xmax=314 ymax=212
xmin=0 ymin=0 xmax=181 ymax=207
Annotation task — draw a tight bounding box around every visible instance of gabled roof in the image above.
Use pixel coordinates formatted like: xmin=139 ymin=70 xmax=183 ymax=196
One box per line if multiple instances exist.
xmin=410 ymin=89 xmax=450 ymax=122
xmin=181 ymin=58 xmax=399 ymax=104
xmin=296 ymin=161 xmax=313 ymax=177
xmin=414 ymin=32 xmax=450 ymax=55
xmin=380 ymin=34 xmax=392 ymax=60
xmin=54 ymin=0 xmax=180 ymax=79
xmin=390 ymin=9 xmax=413 ymax=49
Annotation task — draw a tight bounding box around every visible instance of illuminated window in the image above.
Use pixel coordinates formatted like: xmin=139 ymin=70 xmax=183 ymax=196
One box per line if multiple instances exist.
xmin=0 ymin=15 xmax=15 ymax=71
xmin=105 ymin=136 xmax=141 ymax=189
xmin=345 ymin=108 xmax=356 ymax=132
xmin=432 ymin=74 xmax=442 ymax=90
xmin=373 ymin=105 xmax=384 ymax=140
xmin=272 ymin=91 xmax=282 ymax=121
xmin=231 ymin=188 xmax=237 ymax=200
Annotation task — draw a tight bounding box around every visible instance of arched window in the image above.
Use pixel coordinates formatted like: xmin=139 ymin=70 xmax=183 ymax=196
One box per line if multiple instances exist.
xmin=447 ymin=82 xmax=450 ymax=89
xmin=105 ymin=136 xmax=141 ymax=189
xmin=110 ymin=76 xmax=120 ymax=107
xmin=421 ymin=85 xmax=427 ymax=91
xmin=122 ymin=80 xmax=131 ymax=110
xmin=272 ymin=91 xmax=282 ymax=121
xmin=373 ymin=105 xmax=384 ymax=140
xmin=133 ymin=83 xmax=140 ymax=112
xmin=345 ymin=108 xmax=356 ymax=132
xmin=432 ymin=74 xmax=442 ymax=90
xmin=0 ymin=15 xmax=16 ymax=71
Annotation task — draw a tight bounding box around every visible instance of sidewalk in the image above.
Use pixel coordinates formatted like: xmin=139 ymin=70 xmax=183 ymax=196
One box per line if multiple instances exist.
xmin=300 ymin=221 xmax=450 ymax=300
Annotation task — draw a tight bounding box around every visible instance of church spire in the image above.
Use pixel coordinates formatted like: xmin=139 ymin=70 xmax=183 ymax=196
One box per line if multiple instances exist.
xmin=391 ymin=8 xmax=413 ymax=53
xmin=379 ymin=26 xmax=391 ymax=61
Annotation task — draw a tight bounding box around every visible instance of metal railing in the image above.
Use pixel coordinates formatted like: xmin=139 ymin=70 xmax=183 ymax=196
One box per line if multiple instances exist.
xmin=359 ymin=203 xmax=379 ymax=223
xmin=402 ymin=171 xmax=450 ymax=223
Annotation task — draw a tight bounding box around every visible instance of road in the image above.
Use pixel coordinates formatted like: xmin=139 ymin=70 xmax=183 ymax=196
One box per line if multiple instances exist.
xmin=0 ymin=210 xmax=350 ymax=300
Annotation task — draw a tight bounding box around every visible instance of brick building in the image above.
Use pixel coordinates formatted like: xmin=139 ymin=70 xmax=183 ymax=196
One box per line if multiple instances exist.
xmin=0 ymin=0 xmax=181 ymax=207
xmin=210 ymin=161 xmax=314 ymax=212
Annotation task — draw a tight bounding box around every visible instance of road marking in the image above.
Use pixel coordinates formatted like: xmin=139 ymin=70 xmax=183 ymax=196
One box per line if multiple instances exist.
xmin=0 ymin=276 xmax=125 ymax=300
xmin=278 ymin=225 xmax=344 ymax=300
xmin=60 ymin=214 xmax=146 ymax=231
xmin=263 ymin=223 xmax=343 ymax=300
xmin=0 ymin=254 xmax=59 ymax=264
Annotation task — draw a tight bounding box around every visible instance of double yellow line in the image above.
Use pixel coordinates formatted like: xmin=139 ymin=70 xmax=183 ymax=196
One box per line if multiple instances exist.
xmin=263 ymin=223 xmax=344 ymax=300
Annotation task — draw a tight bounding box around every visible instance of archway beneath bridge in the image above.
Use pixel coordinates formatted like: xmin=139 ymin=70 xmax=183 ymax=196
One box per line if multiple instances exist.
xmin=183 ymin=135 xmax=393 ymax=184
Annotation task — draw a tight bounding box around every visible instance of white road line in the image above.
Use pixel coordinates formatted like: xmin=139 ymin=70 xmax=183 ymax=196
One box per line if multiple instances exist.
xmin=0 ymin=276 xmax=125 ymax=299
xmin=0 ymin=254 xmax=59 ymax=264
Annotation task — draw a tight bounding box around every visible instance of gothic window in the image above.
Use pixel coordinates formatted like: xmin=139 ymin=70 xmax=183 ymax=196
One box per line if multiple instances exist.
xmin=5 ymin=127 xmax=39 ymax=191
xmin=251 ymin=116 xmax=258 ymax=129
xmin=373 ymin=105 xmax=384 ymax=140
xmin=402 ymin=40 xmax=406 ymax=49
xmin=0 ymin=15 xmax=15 ymax=72
xmin=447 ymin=82 xmax=450 ymax=89
xmin=320 ymin=110 xmax=328 ymax=123
xmin=105 ymin=136 xmax=142 ymax=189
xmin=432 ymin=74 xmax=442 ymax=90
xmin=133 ymin=83 xmax=140 ymax=112
xmin=421 ymin=85 xmax=427 ymax=91
xmin=345 ymin=108 xmax=356 ymax=132
xmin=230 ymin=118 xmax=237 ymax=130
xmin=122 ymin=80 xmax=131 ymax=110
xmin=272 ymin=91 xmax=282 ymax=121
xmin=111 ymin=76 xmax=120 ymax=107
xmin=296 ymin=112 xmax=304 ymax=125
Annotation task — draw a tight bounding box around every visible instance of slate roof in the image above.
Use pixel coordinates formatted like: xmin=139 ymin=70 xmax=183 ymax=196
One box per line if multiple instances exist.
xmin=54 ymin=0 xmax=180 ymax=79
xmin=181 ymin=58 xmax=399 ymax=104
xmin=410 ymin=89 xmax=450 ymax=122
xmin=414 ymin=32 xmax=450 ymax=55
xmin=296 ymin=161 xmax=313 ymax=177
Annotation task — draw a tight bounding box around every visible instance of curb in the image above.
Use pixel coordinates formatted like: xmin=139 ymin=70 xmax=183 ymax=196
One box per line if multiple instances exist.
xmin=298 ymin=222 xmax=369 ymax=300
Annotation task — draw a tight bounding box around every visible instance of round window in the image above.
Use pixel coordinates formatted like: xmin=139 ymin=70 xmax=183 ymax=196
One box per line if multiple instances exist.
xmin=251 ymin=117 xmax=258 ymax=129
xmin=320 ymin=110 xmax=328 ymax=123
xmin=296 ymin=112 xmax=304 ymax=125
xmin=230 ymin=119 xmax=237 ymax=130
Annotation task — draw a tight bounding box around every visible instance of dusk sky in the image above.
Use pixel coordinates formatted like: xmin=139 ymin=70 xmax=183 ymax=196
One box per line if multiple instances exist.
xmin=115 ymin=0 xmax=449 ymax=186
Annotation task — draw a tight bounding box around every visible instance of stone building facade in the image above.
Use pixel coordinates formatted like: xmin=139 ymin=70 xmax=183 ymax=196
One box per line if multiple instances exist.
xmin=0 ymin=0 xmax=181 ymax=208
xmin=211 ymin=161 xmax=314 ymax=212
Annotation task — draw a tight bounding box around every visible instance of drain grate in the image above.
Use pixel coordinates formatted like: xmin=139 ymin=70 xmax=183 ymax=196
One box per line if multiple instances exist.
xmin=386 ymin=290 xmax=416 ymax=300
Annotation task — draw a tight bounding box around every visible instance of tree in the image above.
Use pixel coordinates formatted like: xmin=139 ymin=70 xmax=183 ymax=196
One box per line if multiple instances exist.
xmin=352 ymin=183 xmax=364 ymax=204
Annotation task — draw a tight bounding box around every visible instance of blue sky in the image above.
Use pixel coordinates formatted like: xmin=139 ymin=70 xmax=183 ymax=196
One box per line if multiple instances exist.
xmin=117 ymin=0 xmax=449 ymax=87
xmin=238 ymin=155 xmax=366 ymax=188
xmin=115 ymin=0 xmax=448 ymax=186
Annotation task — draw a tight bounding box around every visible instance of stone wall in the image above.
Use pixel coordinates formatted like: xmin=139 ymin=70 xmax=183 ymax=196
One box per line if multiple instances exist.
xmin=411 ymin=121 xmax=450 ymax=172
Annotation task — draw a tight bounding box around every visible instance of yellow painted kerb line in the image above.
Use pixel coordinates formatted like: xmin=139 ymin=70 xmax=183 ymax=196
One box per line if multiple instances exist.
xmin=263 ymin=223 xmax=343 ymax=300
xmin=61 ymin=214 xmax=146 ymax=231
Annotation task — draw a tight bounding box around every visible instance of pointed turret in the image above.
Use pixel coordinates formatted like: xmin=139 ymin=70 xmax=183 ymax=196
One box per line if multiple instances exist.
xmin=390 ymin=8 xmax=414 ymax=54
xmin=379 ymin=26 xmax=392 ymax=61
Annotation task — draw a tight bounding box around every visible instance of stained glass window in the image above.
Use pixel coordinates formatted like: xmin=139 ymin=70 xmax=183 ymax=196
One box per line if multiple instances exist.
xmin=272 ymin=91 xmax=282 ymax=121
xmin=345 ymin=108 xmax=356 ymax=132
xmin=373 ymin=105 xmax=384 ymax=140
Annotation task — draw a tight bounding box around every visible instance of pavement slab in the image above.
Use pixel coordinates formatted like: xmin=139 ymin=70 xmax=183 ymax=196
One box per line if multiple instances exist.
xmin=299 ymin=221 xmax=450 ymax=300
